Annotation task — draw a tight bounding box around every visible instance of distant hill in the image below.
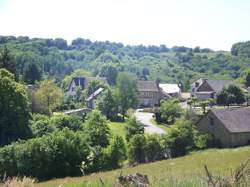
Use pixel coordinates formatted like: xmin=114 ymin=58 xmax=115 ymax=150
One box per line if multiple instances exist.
xmin=1 ymin=36 xmax=250 ymax=89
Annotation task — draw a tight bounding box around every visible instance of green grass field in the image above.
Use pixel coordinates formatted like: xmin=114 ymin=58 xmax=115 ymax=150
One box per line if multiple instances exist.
xmin=108 ymin=121 xmax=126 ymax=139
xmin=37 ymin=146 xmax=250 ymax=187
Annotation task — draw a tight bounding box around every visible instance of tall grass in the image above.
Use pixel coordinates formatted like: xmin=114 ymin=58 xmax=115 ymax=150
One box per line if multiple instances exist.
xmin=1 ymin=177 xmax=36 ymax=187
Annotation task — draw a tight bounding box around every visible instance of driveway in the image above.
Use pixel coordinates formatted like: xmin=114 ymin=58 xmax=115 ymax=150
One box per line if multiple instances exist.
xmin=134 ymin=109 xmax=166 ymax=134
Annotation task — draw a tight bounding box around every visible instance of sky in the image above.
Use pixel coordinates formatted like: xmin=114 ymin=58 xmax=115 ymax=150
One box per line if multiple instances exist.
xmin=0 ymin=0 xmax=250 ymax=51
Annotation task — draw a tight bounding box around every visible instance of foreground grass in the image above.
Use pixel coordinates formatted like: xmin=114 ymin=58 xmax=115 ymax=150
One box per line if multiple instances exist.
xmin=38 ymin=146 xmax=250 ymax=187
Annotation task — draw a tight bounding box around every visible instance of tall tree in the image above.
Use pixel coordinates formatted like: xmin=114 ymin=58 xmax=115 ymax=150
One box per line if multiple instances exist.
xmin=116 ymin=72 xmax=138 ymax=120
xmin=23 ymin=62 xmax=42 ymax=84
xmin=35 ymin=80 xmax=63 ymax=114
xmin=84 ymin=110 xmax=110 ymax=147
xmin=99 ymin=64 xmax=118 ymax=85
xmin=97 ymin=88 xmax=118 ymax=120
xmin=245 ymin=70 xmax=250 ymax=87
xmin=0 ymin=46 xmax=18 ymax=80
xmin=217 ymin=85 xmax=245 ymax=106
xmin=160 ymin=99 xmax=183 ymax=125
xmin=0 ymin=69 xmax=31 ymax=146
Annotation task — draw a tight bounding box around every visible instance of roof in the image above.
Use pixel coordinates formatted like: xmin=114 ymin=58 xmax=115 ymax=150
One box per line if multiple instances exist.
xmin=85 ymin=77 xmax=107 ymax=83
xmin=67 ymin=76 xmax=107 ymax=91
xmin=159 ymin=83 xmax=180 ymax=94
xmin=211 ymin=108 xmax=250 ymax=133
xmin=206 ymin=80 xmax=233 ymax=92
xmin=64 ymin=108 xmax=90 ymax=115
xmin=67 ymin=77 xmax=85 ymax=90
xmin=86 ymin=87 xmax=104 ymax=101
xmin=137 ymin=81 xmax=159 ymax=92
xmin=181 ymin=92 xmax=191 ymax=99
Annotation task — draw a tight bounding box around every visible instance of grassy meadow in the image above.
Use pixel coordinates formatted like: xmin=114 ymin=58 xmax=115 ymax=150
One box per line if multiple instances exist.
xmin=108 ymin=122 xmax=126 ymax=139
xmin=37 ymin=146 xmax=250 ymax=187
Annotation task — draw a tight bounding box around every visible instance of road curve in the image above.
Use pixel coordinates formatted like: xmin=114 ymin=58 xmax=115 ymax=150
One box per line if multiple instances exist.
xmin=134 ymin=109 xmax=166 ymax=134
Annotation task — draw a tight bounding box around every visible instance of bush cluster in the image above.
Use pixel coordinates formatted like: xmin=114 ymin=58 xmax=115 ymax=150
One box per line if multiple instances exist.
xmin=0 ymin=111 xmax=127 ymax=181
xmin=127 ymin=120 xmax=216 ymax=164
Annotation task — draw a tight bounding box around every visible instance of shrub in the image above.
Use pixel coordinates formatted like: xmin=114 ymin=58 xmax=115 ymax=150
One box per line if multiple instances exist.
xmin=195 ymin=133 xmax=215 ymax=149
xmin=128 ymin=134 xmax=146 ymax=163
xmin=0 ymin=129 xmax=90 ymax=180
xmin=49 ymin=114 xmax=83 ymax=131
xmin=108 ymin=136 xmax=127 ymax=168
xmin=125 ymin=117 xmax=144 ymax=141
xmin=144 ymin=135 xmax=164 ymax=162
xmin=29 ymin=114 xmax=83 ymax=137
xmin=165 ymin=120 xmax=195 ymax=157
xmin=29 ymin=119 xmax=54 ymax=137
xmin=84 ymin=110 xmax=110 ymax=147
xmin=160 ymin=100 xmax=183 ymax=125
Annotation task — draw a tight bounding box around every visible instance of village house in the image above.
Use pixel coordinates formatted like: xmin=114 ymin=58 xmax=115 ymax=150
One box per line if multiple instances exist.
xmin=190 ymin=78 xmax=233 ymax=100
xmin=137 ymin=80 xmax=163 ymax=107
xmin=196 ymin=108 xmax=250 ymax=147
xmin=65 ymin=76 xmax=107 ymax=98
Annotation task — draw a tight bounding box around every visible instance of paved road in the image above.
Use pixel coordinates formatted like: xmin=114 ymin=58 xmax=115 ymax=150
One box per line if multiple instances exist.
xmin=134 ymin=110 xmax=166 ymax=134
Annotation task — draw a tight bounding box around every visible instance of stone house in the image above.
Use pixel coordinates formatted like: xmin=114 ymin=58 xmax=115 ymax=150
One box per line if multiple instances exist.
xmin=196 ymin=108 xmax=250 ymax=147
xmin=65 ymin=77 xmax=107 ymax=98
xmin=137 ymin=80 xmax=162 ymax=107
xmin=191 ymin=79 xmax=233 ymax=100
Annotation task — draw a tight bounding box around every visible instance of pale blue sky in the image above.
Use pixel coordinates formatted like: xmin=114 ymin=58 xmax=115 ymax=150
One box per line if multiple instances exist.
xmin=0 ymin=0 xmax=250 ymax=50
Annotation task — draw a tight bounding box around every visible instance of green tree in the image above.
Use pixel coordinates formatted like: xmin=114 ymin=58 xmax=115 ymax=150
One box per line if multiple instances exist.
xmin=217 ymin=85 xmax=245 ymax=106
xmin=144 ymin=135 xmax=163 ymax=162
xmin=0 ymin=46 xmax=18 ymax=80
xmin=128 ymin=134 xmax=146 ymax=163
xmin=125 ymin=117 xmax=144 ymax=141
xmin=0 ymin=69 xmax=31 ymax=146
xmin=107 ymin=136 xmax=127 ymax=168
xmin=99 ymin=64 xmax=118 ymax=85
xmin=164 ymin=120 xmax=195 ymax=157
xmin=116 ymin=72 xmax=138 ymax=120
xmin=200 ymin=100 xmax=209 ymax=114
xmin=84 ymin=110 xmax=110 ymax=147
xmin=245 ymin=70 xmax=250 ymax=87
xmin=216 ymin=88 xmax=229 ymax=106
xmin=97 ymin=88 xmax=118 ymax=120
xmin=85 ymin=80 xmax=104 ymax=97
xmin=35 ymin=80 xmax=63 ymax=114
xmin=23 ymin=62 xmax=42 ymax=84
xmin=160 ymin=100 xmax=183 ymax=125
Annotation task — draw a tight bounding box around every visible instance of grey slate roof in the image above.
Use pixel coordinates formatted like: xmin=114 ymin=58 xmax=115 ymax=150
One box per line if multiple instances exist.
xmin=137 ymin=81 xmax=159 ymax=92
xmin=211 ymin=108 xmax=250 ymax=133
xmin=67 ymin=76 xmax=107 ymax=91
xmin=73 ymin=77 xmax=85 ymax=87
xmin=206 ymin=80 xmax=233 ymax=92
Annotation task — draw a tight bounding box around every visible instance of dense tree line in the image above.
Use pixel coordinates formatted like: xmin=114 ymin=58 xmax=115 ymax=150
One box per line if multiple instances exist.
xmin=1 ymin=35 xmax=250 ymax=87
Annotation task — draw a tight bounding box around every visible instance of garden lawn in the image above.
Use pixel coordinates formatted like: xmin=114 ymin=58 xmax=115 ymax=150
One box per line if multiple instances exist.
xmin=108 ymin=122 xmax=126 ymax=140
xmin=37 ymin=146 xmax=250 ymax=187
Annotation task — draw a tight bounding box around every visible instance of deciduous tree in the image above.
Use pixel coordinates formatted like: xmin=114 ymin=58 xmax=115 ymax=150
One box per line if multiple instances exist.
xmin=0 ymin=69 xmax=31 ymax=145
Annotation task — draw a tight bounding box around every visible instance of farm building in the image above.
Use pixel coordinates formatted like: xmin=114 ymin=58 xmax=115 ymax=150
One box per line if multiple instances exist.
xmin=196 ymin=107 xmax=250 ymax=147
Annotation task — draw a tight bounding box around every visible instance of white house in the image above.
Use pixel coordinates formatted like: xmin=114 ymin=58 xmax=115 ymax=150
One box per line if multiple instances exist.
xmin=65 ymin=77 xmax=107 ymax=98
xmin=159 ymin=83 xmax=181 ymax=98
